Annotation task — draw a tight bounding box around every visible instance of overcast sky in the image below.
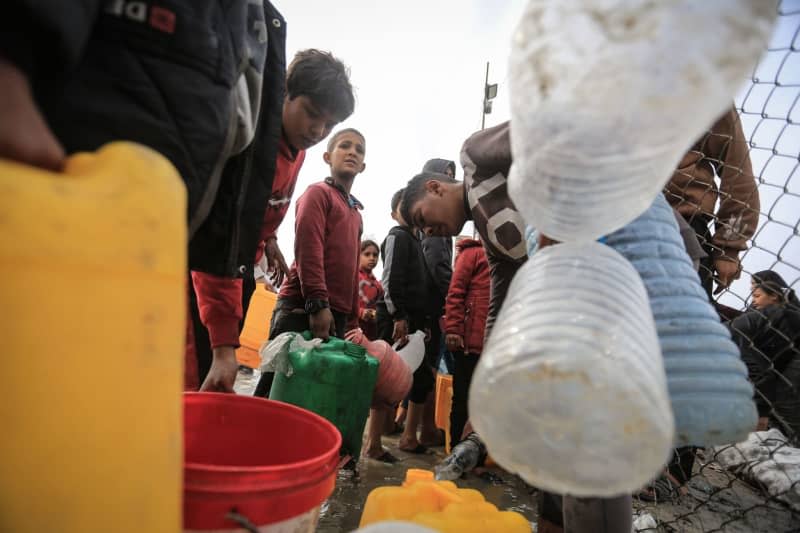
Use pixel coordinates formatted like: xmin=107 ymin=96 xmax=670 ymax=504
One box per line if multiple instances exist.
xmin=273 ymin=0 xmax=528 ymax=275
xmin=272 ymin=0 xmax=799 ymax=306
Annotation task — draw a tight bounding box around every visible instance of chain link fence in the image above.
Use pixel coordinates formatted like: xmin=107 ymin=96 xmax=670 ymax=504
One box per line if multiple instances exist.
xmin=634 ymin=2 xmax=800 ymax=531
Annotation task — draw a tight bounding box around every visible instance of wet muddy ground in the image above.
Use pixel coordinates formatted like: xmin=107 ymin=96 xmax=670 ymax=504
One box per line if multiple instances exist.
xmin=316 ymin=436 xmax=538 ymax=532
xmin=234 ymin=369 xmax=799 ymax=532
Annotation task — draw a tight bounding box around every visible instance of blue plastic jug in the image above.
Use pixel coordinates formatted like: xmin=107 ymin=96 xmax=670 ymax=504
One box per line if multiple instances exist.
xmin=604 ymin=195 xmax=757 ymax=446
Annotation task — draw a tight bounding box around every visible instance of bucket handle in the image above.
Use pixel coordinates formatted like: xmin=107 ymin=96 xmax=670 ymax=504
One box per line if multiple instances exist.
xmin=226 ymin=509 xmax=259 ymax=533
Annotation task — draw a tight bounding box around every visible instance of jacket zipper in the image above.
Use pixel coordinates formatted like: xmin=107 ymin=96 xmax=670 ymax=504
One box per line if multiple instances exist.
xmin=188 ymin=55 xmax=251 ymax=239
xmin=226 ymin=121 xmax=258 ymax=276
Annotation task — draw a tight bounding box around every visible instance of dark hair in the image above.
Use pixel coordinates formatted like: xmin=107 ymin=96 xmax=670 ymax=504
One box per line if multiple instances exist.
xmin=752 ymin=270 xmax=799 ymax=307
xmin=400 ymin=172 xmax=458 ymax=229
xmin=391 ymin=188 xmax=405 ymax=213
xmin=286 ymin=49 xmax=355 ymax=121
xmin=326 ymin=128 xmax=365 ymax=153
xmin=360 ymin=239 xmax=379 ymax=253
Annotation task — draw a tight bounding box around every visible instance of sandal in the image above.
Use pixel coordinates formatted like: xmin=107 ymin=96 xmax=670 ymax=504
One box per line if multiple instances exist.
xmin=367 ymin=451 xmax=398 ymax=464
xmin=386 ymin=421 xmax=404 ymax=436
xmin=637 ymin=472 xmax=686 ymax=502
xmin=398 ymin=444 xmax=429 ymax=454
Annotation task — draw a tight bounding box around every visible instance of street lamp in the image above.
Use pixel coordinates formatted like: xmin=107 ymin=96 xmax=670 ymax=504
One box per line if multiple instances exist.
xmin=482 ymin=62 xmax=498 ymax=130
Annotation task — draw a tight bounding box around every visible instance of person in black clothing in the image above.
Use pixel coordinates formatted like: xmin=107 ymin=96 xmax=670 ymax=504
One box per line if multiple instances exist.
xmin=377 ymin=189 xmax=432 ymax=454
xmin=730 ymin=270 xmax=800 ymax=442
xmin=418 ymin=158 xmax=456 ymax=446
xmin=0 ymin=1 xmax=288 ymax=392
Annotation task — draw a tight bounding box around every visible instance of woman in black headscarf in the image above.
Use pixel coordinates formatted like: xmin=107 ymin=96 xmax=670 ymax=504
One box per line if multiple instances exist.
xmin=729 ymin=270 xmax=800 ymax=441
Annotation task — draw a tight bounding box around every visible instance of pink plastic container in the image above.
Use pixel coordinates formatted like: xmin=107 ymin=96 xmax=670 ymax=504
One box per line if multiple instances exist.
xmin=346 ymin=328 xmax=412 ymax=407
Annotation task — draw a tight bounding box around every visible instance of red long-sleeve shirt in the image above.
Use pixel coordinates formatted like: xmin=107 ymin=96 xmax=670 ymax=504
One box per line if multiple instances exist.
xmin=192 ymin=136 xmax=305 ymax=348
xmin=279 ymin=178 xmax=363 ymax=316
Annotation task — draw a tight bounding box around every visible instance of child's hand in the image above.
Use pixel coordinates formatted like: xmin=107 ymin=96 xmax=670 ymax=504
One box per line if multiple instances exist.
xmin=0 ymin=58 xmax=65 ymax=171
xmin=310 ymin=307 xmax=335 ymax=341
xmin=392 ymin=319 xmax=408 ymax=346
xmin=264 ymin=237 xmax=290 ymax=288
xmin=445 ymin=334 xmax=464 ymax=352
xmin=713 ymin=257 xmax=741 ymax=295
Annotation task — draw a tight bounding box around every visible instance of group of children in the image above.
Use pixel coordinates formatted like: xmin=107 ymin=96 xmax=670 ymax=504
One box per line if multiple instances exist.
xmin=2 ymin=5 xmax=789 ymax=530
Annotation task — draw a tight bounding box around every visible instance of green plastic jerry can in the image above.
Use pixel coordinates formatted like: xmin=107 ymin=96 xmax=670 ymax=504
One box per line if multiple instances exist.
xmin=269 ymin=332 xmax=379 ymax=459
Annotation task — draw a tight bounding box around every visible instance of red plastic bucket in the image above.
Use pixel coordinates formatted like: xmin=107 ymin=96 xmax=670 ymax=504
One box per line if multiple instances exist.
xmin=184 ymin=393 xmax=341 ymax=531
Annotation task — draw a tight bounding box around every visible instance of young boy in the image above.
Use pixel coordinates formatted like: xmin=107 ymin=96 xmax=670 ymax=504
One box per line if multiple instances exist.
xmin=401 ymin=121 xmax=629 ymax=533
xmin=376 ymin=189 xmax=434 ymax=454
xmin=253 ymin=128 xmax=367 ymax=397
xmin=190 ymin=49 xmax=355 ymax=392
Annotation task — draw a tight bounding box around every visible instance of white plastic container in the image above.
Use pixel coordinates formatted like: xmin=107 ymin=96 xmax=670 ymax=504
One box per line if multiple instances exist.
xmin=470 ymin=242 xmax=674 ymax=497
xmin=395 ymin=330 xmax=427 ymax=373
xmin=507 ymin=0 xmax=776 ymax=242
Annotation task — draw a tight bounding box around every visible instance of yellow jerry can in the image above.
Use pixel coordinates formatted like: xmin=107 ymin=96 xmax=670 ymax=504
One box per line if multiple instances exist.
xmin=0 ymin=143 xmax=186 ymax=532
xmin=359 ymin=469 xmax=531 ymax=532
xmin=236 ymin=285 xmax=277 ymax=369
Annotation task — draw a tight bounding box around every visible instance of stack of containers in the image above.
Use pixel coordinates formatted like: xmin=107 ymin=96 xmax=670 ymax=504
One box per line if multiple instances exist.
xmin=470 ymin=0 xmax=774 ymax=497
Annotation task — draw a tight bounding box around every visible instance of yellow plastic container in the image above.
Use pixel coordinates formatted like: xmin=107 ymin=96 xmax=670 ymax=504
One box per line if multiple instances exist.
xmin=0 ymin=143 xmax=186 ymax=532
xmin=434 ymin=373 xmax=454 ymax=453
xmin=359 ymin=469 xmax=530 ymax=532
xmin=236 ymin=284 xmax=277 ymax=369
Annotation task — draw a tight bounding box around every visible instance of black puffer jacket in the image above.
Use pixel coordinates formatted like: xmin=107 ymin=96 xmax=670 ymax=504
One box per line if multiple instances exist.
xmin=730 ymin=304 xmax=800 ymax=419
xmin=379 ymin=225 xmax=427 ymax=321
xmin=2 ymin=0 xmax=285 ymax=277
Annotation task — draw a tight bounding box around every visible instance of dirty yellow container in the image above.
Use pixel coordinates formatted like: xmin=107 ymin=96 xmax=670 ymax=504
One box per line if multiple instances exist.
xmin=0 ymin=143 xmax=186 ymax=532
xmin=359 ymin=469 xmax=530 ymax=532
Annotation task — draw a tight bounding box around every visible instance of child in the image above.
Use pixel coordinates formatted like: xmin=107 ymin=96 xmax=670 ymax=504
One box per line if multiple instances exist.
xmin=418 ymin=158 xmax=456 ymax=446
xmin=376 ymin=189 xmax=433 ymax=454
xmin=253 ymin=128 xmax=367 ymax=397
xmin=358 ymin=240 xmax=383 ymax=341
xmin=443 ymin=236 xmax=490 ymax=446
xmin=190 ymin=49 xmax=355 ymax=392
xmin=401 ymin=121 xmax=628 ymax=533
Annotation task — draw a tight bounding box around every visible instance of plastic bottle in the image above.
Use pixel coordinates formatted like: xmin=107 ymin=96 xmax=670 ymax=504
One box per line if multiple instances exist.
xmin=434 ymin=433 xmax=487 ymax=481
xmin=507 ymin=0 xmax=776 ymax=242
xmin=395 ymin=330 xmax=426 ymax=372
xmin=469 ymin=241 xmax=674 ymax=497
xmin=603 ymin=195 xmax=757 ymax=446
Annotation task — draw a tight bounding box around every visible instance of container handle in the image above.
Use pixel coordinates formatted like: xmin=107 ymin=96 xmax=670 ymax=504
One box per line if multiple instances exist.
xmin=226 ymin=509 xmax=259 ymax=533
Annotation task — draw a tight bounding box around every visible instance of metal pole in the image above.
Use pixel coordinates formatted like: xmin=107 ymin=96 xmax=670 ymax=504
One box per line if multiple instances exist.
xmin=481 ymin=61 xmax=489 ymax=130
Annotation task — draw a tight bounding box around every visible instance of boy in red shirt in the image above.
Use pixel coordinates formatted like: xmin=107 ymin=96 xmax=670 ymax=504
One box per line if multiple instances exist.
xmin=253 ymin=128 xmax=367 ymax=397
xmin=190 ymin=50 xmax=355 ymax=392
